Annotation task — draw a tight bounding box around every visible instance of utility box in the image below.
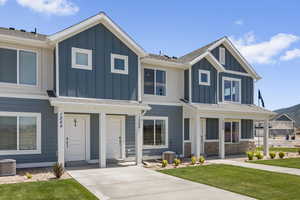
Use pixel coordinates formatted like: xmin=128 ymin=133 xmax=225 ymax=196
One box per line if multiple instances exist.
xmin=0 ymin=159 xmax=16 ymax=176
xmin=162 ymin=151 xmax=175 ymax=164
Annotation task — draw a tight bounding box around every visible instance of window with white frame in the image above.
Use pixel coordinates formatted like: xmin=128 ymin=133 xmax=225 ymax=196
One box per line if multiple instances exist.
xmin=111 ymin=53 xmax=128 ymax=74
xmin=224 ymin=120 xmax=240 ymax=143
xmin=0 ymin=112 xmax=41 ymax=155
xmin=72 ymin=47 xmax=92 ymax=70
xmin=143 ymin=117 xmax=168 ymax=148
xmin=0 ymin=47 xmax=37 ymax=86
xmin=144 ymin=68 xmax=166 ymax=96
xmin=219 ymin=47 xmax=226 ymax=65
xmin=223 ymin=77 xmax=241 ymax=103
xmin=198 ymin=70 xmax=210 ymax=86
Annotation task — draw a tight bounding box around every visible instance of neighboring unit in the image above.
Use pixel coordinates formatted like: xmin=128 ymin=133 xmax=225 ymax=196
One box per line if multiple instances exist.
xmin=270 ymin=114 xmax=296 ymax=139
xmin=0 ymin=12 xmax=275 ymax=168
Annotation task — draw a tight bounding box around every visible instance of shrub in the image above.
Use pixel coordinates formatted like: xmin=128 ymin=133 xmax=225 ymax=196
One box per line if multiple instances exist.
xmin=53 ymin=163 xmax=64 ymax=179
xmin=25 ymin=172 xmax=32 ymax=179
xmin=269 ymin=152 xmax=276 ymax=159
xmin=174 ymin=158 xmax=181 ymax=167
xmin=191 ymin=156 xmax=196 ymax=165
xmin=162 ymin=160 xmax=168 ymax=168
xmin=246 ymin=151 xmax=254 ymax=160
xmin=255 ymin=151 xmax=263 ymax=160
xmin=279 ymin=151 xmax=285 ymax=159
xmin=298 ymin=149 xmax=300 ymax=155
xmin=199 ymin=156 xmax=205 ymax=165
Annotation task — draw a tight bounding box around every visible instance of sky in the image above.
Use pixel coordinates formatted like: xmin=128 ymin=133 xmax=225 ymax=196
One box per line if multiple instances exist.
xmin=0 ymin=0 xmax=299 ymax=111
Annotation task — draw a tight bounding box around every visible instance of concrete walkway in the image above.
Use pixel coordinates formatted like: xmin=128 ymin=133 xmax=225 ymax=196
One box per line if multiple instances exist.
xmin=209 ymin=159 xmax=300 ymax=176
xmin=68 ymin=166 xmax=255 ymax=200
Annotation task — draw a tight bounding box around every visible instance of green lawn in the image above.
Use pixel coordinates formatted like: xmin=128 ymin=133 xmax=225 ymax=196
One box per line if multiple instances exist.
xmin=256 ymin=146 xmax=300 ymax=153
xmin=0 ymin=178 xmax=98 ymax=200
xmin=252 ymin=158 xmax=300 ymax=169
xmin=160 ymin=164 xmax=300 ymax=200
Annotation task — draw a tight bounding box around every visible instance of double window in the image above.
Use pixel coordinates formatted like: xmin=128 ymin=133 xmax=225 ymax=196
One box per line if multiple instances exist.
xmin=144 ymin=68 xmax=166 ymax=96
xmin=224 ymin=120 xmax=240 ymax=143
xmin=72 ymin=47 xmax=92 ymax=70
xmin=198 ymin=70 xmax=210 ymax=86
xmin=111 ymin=53 xmax=128 ymax=74
xmin=143 ymin=117 xmax=168 ymax=148
xmin=0 ymin=112 xmax=41 ymax=155
xmin=223 ymin=77 xmax=241 ymax=103
xmin=0 ymin=48 xmax=37 ymax=86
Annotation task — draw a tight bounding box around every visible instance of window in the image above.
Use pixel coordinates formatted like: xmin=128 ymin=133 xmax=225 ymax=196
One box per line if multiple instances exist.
xmin=224 ymin=120 xmax=240 ymax=143
xmin=72 ymin=47 xmax=92 ymax=70
xmin=144 ymin=68 xmax=166 ymax=96
xmin=111 ymin=53 xmax=128 ymax=74
xmin=199 ymin=70 xmax=210 ymax=86
xmin=219 ymin=47 xmax=226 ymax=65
xmin=143 ymin=117 xmax=168 ymax=148
xmin=0 ymin=112 xmax=41 ymax=155
xmin=0 ymin=48 xmax=37 ymax=86
xmin=223 ymin=77 xmax=241 ymax=103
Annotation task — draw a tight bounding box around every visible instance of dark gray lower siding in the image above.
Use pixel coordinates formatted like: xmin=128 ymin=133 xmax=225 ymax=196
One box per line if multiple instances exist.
xmin=90 ymin=114 xmax=99 ymax=160
xmin=0 ymin=97 xmax=57 ymax=164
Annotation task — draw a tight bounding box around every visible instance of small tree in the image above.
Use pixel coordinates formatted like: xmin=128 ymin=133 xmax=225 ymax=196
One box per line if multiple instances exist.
xmin=53 ymin=163 xmax=64 ymax=179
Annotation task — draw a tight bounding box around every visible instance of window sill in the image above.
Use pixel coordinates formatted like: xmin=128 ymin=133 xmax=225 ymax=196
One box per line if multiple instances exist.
xmin=143 ymin=145 xmax=168 ymax=150
xmin=0 ymin=150 xmax=41 ymax=156
xmin=111 ymin=69 xmax=128 ymax=75
xmin=72 ymin=65 xmax=92 ymax=70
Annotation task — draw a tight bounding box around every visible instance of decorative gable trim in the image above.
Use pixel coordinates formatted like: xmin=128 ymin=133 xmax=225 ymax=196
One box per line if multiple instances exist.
xmin=208 ymin=37 xmax=261 ymax=80
xmin=189 ymin=52 xmax=225 ymax=72
xmin=48 ymin=12 xmax=147 ymax=57
xmin=273 ymin=114 xmax=295 ymax=122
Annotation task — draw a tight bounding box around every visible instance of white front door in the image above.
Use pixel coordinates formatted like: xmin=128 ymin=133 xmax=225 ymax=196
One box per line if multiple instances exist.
xmin=64 ymin=115 xmax=89 ymax=162
xmin=106 ymin=115 xmax=125 ymax=160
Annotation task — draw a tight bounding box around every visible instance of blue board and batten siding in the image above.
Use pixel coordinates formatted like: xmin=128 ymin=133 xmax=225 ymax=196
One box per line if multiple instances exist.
xmin=58 ymin=23 xmax=138 ymax=100
xmin=0 ymin=98 xmax=57 ymax=164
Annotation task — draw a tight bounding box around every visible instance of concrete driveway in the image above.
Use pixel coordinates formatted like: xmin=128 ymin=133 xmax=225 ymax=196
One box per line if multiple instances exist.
xmin=68 ymin=166 xmax=255 ymax=200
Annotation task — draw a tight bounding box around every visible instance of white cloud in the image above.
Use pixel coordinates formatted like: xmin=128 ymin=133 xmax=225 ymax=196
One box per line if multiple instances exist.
xmin=16 ymin=0 xmax=79 ymax=16
xmin=230 ymin=32 xmax=299 ymax=64
xmin=280 ymin=48 xmax=300 ymax=61
xmin=234 ymin=19 xmax=244 ymax=25
xmin=0 ymin=0 xmax=7 ymax=6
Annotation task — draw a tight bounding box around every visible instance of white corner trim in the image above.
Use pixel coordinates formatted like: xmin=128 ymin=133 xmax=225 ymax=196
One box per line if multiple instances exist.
xmin=71 ymin=47 xmax=93 ymax=70
xmin=17 ymin=162 xmax=56 ymax=169
xmin=111 ymin=53 xmax=128 ymax=74
xmin=56 ymin=43 xmax=60 ymax=97
xmin=198 ymin=69 xmax=210 ymax=86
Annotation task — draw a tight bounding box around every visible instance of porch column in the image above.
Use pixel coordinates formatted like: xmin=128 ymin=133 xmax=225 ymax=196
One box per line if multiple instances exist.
xmin=99 ymin=113 xmax=107 ymax=168
xmin=263 ymin=120 xmax=269 ymax=156
xmin=57 ymin=112 xmax=65 ymax=167
xmin=219 ymin=117 xmax=225 ymax=159
xmin=135 ymin=113 xmax=143 ymax=165
xmin=195 ymin=114 xmax=201 ymax=158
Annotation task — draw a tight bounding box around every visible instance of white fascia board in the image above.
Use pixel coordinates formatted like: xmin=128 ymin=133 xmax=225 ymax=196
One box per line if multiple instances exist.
xmin=208 ymin=37 xmax=261 ymax=80
xmin=48 ymin=13 xmax=147 ymax=57
xmin=0 ymin=34 xmax=50 ymax=48
xmin=189 ymin=52 xmax=225 ymax=72
xmin=141 ymin=57 xmax=187 ymax=69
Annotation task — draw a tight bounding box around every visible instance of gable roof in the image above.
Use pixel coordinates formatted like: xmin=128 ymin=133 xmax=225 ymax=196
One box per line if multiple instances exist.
xmin=48 ymin=12 xmax=147 ymax=57
xmin=272 ymin=113 xmax=295 ymax=122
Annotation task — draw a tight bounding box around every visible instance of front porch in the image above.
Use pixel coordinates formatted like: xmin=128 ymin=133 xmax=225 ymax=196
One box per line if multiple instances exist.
xmin=50 ymin=97 xmax=150 ymax=168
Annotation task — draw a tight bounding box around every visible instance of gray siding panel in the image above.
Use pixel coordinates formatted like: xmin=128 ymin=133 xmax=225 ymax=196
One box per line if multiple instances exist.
xmin=58 ymin=24 xmax=138 ymax=100
xmin=219 ymin=72 xmax=254 ymax=104
xmin=0 ymin=98 xmax=57 ymax=164
xmin=192 ymin=58 xmax=217 ymax=103
xmin=90 ymin=114 xmax=99 ymax=160
xmin=211 ymin=45 xmax=247 ymax=73
xmin=184 ymin=69 xmax=189 ymax=100
xmin=206 ymin=118 xmax=219 ymax=140
xmin=241 ymin=119 xmax=254 ymax=139
xmin=143 ymin=105 xmax=183 ymax=156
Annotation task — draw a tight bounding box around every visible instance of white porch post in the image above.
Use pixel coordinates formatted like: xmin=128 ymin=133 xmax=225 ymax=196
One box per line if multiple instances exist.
xmin=57 ymin=112 xmax=65 ymax=167
xmin=135 ymin=113 xmax=143 ymax=165
xmin=195 ymin=114 xmax=201 ymax=158
xmin=219 ymin=117 xmax=225 ymax=159
xmin=99 ymin=113 xmax=107 ymax=168
xmin=263 ymin=119 xmax=269 ymax=156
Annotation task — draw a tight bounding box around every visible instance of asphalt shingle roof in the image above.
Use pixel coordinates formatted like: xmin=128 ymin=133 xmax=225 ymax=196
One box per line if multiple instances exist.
xmin=0 ymin=27 xmax=48 ymax=41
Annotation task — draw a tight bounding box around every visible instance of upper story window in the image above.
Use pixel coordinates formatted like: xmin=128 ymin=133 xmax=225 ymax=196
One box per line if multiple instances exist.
xmin=219 ymin=47 xmax=226 ymax=65
xmin=143 ymin=116 xmax=168 ymax=148
xmin=199 ymin=70 xmax=210 ymax=86
xmin=111 ymin=53 xmax=128 ymax=74
xmin=72 ymin=47 xmax=92 ymax=70
xmin=0 ymin=112 xmax=41 ymax=155
xmin=144 ymin=68 xmax=166 ymax=96
xmin=223 ymin=77 xmax=241 ymax=103
xmin=0 ymin=48 xmax=37 ymax=86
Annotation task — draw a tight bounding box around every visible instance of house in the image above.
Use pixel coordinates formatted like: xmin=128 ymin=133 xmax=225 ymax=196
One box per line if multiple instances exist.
xmin=270 ymin=114 xmax=296 ymax=139
xmin=0 ymin=12 xmax=275 ymax=168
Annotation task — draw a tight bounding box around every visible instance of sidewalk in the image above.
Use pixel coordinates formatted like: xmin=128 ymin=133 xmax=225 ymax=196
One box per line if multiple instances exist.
xmin=209 ymin=159 xmax=300 ymax=176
